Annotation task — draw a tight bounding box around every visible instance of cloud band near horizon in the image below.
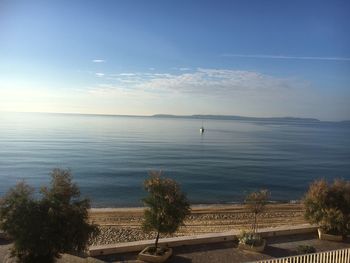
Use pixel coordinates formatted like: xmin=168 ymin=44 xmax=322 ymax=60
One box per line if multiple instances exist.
xmin=88 ymin=68 xmax=307 ymax=97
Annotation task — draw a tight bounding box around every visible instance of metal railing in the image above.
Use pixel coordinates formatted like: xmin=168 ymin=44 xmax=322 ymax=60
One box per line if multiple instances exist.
xmin=252 ymin=248 xmax=350 ymax=263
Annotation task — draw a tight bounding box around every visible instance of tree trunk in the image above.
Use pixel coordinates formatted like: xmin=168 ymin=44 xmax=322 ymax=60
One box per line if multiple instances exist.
xmin=253 ymin=213 xmax=257 ymax=233
xmin=155 ymin=231 xmax=160 ymax=253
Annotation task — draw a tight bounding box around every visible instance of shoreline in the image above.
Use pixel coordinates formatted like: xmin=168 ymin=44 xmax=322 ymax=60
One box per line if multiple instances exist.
xmin=89 ymin=200 xmax=302 ymax=211
xmin=89 ymin=203 xmax=306 ymax=246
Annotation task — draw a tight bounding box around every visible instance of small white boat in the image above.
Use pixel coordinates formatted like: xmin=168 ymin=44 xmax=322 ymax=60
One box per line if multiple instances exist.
xmin=200 ymin=127 xmax=205 ymax=133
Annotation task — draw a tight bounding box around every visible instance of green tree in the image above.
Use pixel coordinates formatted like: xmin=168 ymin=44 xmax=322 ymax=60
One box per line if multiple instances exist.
xmin=142 ymin=171 xmax=190 ymax=253
xmin=0 ymin=169 xmax=99 ymax=263
xmin=304 ymin=178 xmax=350 ymax=235
xmin=245 ymin=189 xmax=270 ymax=233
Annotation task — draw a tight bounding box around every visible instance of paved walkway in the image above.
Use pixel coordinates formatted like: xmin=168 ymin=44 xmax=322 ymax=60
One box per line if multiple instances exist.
xmin=97 ymin=234 xmax=350 ymax=263
xmin=0 ymin=239 xmax=104 ymax=263
xmin=1 ymin=234 xmax=349 ymax=263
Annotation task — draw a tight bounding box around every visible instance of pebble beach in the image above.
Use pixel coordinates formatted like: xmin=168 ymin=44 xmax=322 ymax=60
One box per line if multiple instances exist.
xmin=89 ymin=203 xmax=306 ymax=246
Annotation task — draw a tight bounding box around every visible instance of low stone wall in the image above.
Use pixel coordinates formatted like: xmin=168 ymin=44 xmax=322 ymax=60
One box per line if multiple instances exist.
xmin=89 ymin=224 xmax=318 ymax=257
xmin=258 ymin=224 xmax=318 ymax=238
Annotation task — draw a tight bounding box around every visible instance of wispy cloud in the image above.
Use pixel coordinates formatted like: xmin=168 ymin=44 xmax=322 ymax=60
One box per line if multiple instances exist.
xmin=119 ymin=73 xmax=136 ymax=76
xmin=95 ymin=72 xmax=105 ymax=77
xmin=92 ymin=59 xmax=105 ymax=63
xmin=221 ymin=54 xmax=350 ymax=61
xmin=173 ymin=67 xmax=192 ymax=71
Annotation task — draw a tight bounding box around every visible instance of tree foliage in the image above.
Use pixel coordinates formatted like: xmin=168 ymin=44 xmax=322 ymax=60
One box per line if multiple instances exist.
xmin=0 ymin=169 xmax=99 ymax=263
xmin=244 ymin=189 xmax=270 ymax=233
xmin=142 ymin=171 xmax=190 ymax=251
xmin=304 ymin=178 xmax=350 ymax=235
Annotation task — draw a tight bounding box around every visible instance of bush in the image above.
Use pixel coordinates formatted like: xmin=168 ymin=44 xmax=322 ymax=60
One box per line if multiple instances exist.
xmin=238 ymin=230 xmax=264 ymax=246
xmin=304 ymin=179 xmax=350 ymax=235
xmin=142 ymin=171 xmax=190 ymax=253
xmin=0 ymin=169 xmax=99 ymax=263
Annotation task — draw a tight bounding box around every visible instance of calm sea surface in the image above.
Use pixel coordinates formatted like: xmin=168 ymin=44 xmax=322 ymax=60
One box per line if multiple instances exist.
xmin=0 ymin=113 xmax=349 ymax=207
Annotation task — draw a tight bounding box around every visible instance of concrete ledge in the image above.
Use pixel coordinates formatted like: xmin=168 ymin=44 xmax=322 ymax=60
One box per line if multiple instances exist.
xmin=258 ymin=224 xmax=318 ymax=238
xmin=89 ymin=224 xmax=317 ymax=256
xmin=89 ymin=230 xmax=239 ymax=256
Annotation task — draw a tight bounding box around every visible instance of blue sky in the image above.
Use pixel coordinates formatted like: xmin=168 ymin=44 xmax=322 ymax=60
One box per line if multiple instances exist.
xmin=0 ymin=0 xmax=349 ymax=120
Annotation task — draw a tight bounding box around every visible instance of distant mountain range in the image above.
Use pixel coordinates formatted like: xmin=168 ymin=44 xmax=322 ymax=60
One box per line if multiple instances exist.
xmin=151 ymin=114 xmax=322 ymax=122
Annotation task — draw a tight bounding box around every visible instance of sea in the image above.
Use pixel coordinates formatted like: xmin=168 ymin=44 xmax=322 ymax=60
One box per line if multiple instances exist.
xmin=1 ymin=112 xmax=349 ymax=207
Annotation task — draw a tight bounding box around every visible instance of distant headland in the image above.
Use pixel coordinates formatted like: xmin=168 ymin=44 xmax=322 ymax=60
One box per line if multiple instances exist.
xmin=151 ymin=114 xmax=350 ymax=124
xmin=152 ymin=114 xmax=321 ymax=123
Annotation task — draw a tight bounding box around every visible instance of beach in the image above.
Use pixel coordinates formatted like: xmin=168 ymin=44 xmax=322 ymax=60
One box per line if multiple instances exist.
xmin=89 ymin=203 xmax=306 ymax=246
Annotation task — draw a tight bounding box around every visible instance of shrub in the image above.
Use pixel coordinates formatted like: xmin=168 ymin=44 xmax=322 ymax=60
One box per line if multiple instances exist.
xmin=238 ymin=230 xmax=264 ymax=246
xmin=0 ymin=169 xmax=99 ymax=263
xmin=142 ymin=171 xmax=190 ymax=254
xmin=304 ymin=179 xmax=350 ymax=235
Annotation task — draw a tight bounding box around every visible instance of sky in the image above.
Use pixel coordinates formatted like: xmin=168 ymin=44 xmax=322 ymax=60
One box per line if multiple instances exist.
xmin=0 ymin=0 xmax=349 ymax=121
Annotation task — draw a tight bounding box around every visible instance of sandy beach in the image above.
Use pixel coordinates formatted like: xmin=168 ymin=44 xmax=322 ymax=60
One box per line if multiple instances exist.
xmin=89 ymin=203 xmax=306 ymax=246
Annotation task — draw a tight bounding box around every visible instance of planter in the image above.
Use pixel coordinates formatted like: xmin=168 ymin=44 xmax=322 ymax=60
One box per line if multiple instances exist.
xmin=317 ymin=228 xmax=343 ymax=242
xmin=238 ymin=238 xmax=266 ymax=252
xmin=138 ymin=246 xmax=173 ymax=263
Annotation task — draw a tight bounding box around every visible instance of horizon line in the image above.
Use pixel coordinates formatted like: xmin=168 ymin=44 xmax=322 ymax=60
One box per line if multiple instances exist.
xmin=2 ymin=110 xmax=349 ymax=122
